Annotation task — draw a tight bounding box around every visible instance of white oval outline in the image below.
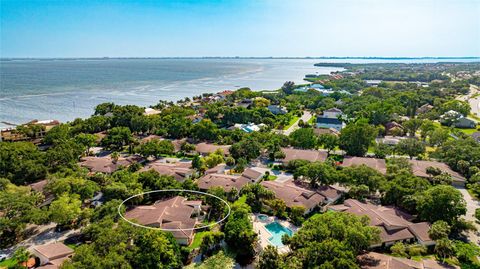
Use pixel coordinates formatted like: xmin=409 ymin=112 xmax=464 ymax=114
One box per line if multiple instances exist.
xmin=118 ymin=189 xmax=231 ymax=231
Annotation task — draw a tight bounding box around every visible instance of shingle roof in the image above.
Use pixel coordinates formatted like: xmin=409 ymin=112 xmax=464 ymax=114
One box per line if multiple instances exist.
xmin=241 ymin=168 xmax=263 ymax=181
xmin=341 ymin=157 xmax=387 ymax=174
xmin=195 ymin=143 xmax=231 ymax=155
xmin=331 ymin=199 xmax=432 ymax=244
xmin=79 ymin=155 xmax=144 ymax=173
xmin=33 ymin=243 xmax=74 ymax=260
xmin=196 ymin=173 xmax=251 ymax=191
xmin=408 ymin=160 xmax=465 ymax=183
xmin=261 ymin=180 xmax=326 ymax=211
xmin=280 ymin=147 xmax=328 ymax=164
xmin=124 ymin=196 xmax=201 ymax=239
xmin=358 ymin=252 xmax=458 ymax=269
xmin=140 ymin=161 xmax=193 ymax=182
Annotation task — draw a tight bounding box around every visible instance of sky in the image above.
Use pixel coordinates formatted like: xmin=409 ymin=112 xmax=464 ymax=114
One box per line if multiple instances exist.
xmin=1 ymin=0 xmax=479 ymax=58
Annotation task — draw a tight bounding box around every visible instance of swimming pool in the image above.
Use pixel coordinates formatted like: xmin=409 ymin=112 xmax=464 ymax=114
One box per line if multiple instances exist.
xmin=257 ymin=214 xmax=269 ymax=221
xmin=265 ymin=221 xmax=293 ymax=247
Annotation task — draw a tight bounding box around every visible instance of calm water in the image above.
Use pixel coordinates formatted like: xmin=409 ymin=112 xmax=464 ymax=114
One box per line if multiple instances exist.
xmin=0 ymin=58 xmax=341 ymax=127
xmin=1 ymin=58 xmax=478 ymax=127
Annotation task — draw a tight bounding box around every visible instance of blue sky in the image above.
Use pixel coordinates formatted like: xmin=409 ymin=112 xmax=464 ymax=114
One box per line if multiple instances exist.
xmin=1 ymin=0 xmax=479 ymax=57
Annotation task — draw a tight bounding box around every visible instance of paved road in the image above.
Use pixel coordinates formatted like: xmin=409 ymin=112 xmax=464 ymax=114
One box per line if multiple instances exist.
xmin=283 ymin=111 xmax=313 ymax=136
xmin=457 ymin=84 xmax=480 ymax=120
xmin=0 ymin=223 xmax=80 ymax=257
xmin=455 ymin=186 xmax=480 ymax=244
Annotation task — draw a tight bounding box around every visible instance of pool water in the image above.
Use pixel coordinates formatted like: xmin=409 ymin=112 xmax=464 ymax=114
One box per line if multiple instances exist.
xmin=265 ymin=221 xmax=293 ymax=247
xmin=258 ymin=214 xmax=268 ymax=221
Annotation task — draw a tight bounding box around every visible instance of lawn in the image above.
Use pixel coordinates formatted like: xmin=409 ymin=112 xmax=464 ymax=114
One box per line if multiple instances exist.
xmin=266 ymin=175 xmax=277 ymax=181
xmin=283 ymin=115 xmax=300 ymax=130
xmin=455 ymin=127 xmax=478 ymax=135
xmin=0 ymin=258 xmax=18 ymax=268
xmin=307 ymin=115 xmax=316 ymax=125
xmin=186 ymin=231 xmax=209 ymax=250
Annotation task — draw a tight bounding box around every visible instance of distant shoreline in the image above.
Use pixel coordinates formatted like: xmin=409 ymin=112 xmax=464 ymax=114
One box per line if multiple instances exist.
xmin=1 ymin=56 xmax=480 ymax=61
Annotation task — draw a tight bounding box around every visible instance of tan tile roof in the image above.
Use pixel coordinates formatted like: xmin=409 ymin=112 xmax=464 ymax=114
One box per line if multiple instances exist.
xmin=241 ymin=168 xmax=263 ymax=181
xmin=341 ymin=157 xmax=387 ymax=174
xmin=280 ymin=147 xmax=328 ymax=164
xmin=358 ymin=252 xmax=458 ymax=269
xmin=195 ymin=143 xmax=231 ymax=155
xmin=196 ymin=173 xmax=251 ymax=191
xmin=331 ymin=199 xmax=432 ymax=244
xmin=261 ymin=180 xmax=325 ymax=211
xmin=33 ymin=242 xmax=74 ymax=260
xmin=124 ymin=196 xmax=201 ymax=239
xmin=140 ymin=161 xmax=193 ymax=182
xmin=79 ymin=155 xmax=144 ymax=173
xmin=409 ymin=160 xmax=465 ymax=183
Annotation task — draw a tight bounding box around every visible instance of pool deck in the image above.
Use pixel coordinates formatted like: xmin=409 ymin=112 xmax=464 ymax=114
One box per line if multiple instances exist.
xmin=250 ymin=213 xmax=298 ymax=254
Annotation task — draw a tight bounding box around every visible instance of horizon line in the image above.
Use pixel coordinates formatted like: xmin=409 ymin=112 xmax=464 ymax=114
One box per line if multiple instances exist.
xmin=1 ymin=56 xmax=480 ymax=60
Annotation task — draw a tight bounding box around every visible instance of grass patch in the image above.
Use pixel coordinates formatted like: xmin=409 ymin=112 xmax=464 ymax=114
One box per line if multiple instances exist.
xmin=283 ymin=115 xmax=300 ymax=130
xmin=0 ymin=258 xmax=18 ymax=267
xmin=308 ymin=115 xmax=316 ymax=125
xmin=455 ymin=127 xmax=478 ymax=135
xmin=266 ymin=175 xmax=277 ymax=181
xmin=186 ymin=231 xmax=208 ymax=250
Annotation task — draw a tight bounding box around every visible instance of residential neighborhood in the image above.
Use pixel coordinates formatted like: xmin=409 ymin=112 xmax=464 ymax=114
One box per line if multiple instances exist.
xmin=2 ymin=62 xmax=480 ymax=269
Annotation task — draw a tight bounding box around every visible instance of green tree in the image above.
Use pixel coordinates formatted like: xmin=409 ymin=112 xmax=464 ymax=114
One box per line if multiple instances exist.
xmin=75 ymin=133 xmax=97 ymax=155
xmin=318 ymin=133 xmax=339 ymax=155
xmin=290 ymin=128 xmax=317 ymax=149
xmin=435 ymin=238 xmax=455 ymax=261
xmin=229 ymin=137 xmax=262 ymax=161
xmin=390 ymin=242 xmax=408 ymax=257
xmin=0 ymin=142 xmax=47 ymax=185
xmin=224 ymin=200 xmax=257 ymax=264
xmin=49 ymin=193 xmax=83 ymax=227
xmin=102 ymin=127 xmax=133 ymax=150
xmin=417 ymin=185 xmax=466 ymax=224
xmin=289 ymin=206 xmax=305 ymax=226
xmin=191 ymin=119 xmax=219 ymax=141
xmin=257 ymin=245 xmax=283 ymax=269
xmin=396 ymin=138 xmax=426 ymax=159
xmin=137 ymin=139 xmax=174 ymax=158
xmin=339 ymin=119 xmax=377 ymax=156
xmin=428 ymin=220 xmax=451 ymax=240
xmin=199 ymin=231 xmax=224 ymax=256
xmin=403 ymin=118 xmax=423 ymax=137
xmin=284 ymin=211 xmax=380 ymax=268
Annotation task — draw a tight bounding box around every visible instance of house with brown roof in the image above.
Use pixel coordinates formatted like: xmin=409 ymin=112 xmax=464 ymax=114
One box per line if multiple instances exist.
xmin=28 ymin=179 xmax=54 ymax=207
xmin=30 ymin=242 xmax=74 ymax=268
xmin=79 ymin=154 xmax=144 ymax=174
xmin=241 ymin=168 xmax=264 ymax=182
xmin=313 ymin=127 xmax=340 ymax=137
xmin=358 ymin=252 xmax=458 ymax=269
xmin=279 ymin=147 xmax=328 ymax=165
xmin=328 ymin=199 xmax=434 ymax=247
xmin=385 ymin=121 xmax=404 ymax=136
xmin=408 ymin=160 xmax=466 ymax=187
xmin=195 ymin=143 xmax=231 ymax=156
xmin=417 ymin=104 xmax=434 ymax=115
xmin=124 ymin=196 xmax=202 ymax=245
xmin=140 ymin=161 xmax=194 ymax=182
xmin=341 ymin=157 xmax=387 ymax=175
xmin=261 ymin=180 xmax=343 ymax=214
xmin=196 ymin=173 xmax=251 ymax=192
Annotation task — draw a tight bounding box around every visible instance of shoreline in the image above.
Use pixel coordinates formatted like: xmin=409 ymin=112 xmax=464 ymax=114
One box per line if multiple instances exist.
xmin=1 ymin=59 xmax=338 ymax=128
